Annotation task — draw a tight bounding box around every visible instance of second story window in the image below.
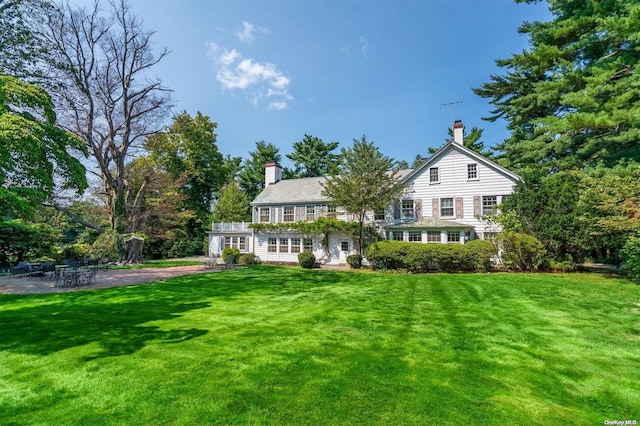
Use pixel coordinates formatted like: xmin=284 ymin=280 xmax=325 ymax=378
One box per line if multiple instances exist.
xmin=441 ymin=198 xmax=454 ymax=217
xmin=327 ymin=205 xmax=337 ymax=219
xmin=483 ymin=196 xmax=498 ymax=216
xmin=306 ymin=205 xmax=315 ymax=221
xmin=467 ymin=163 xmax=478 ymax=180
xmin=260 ymin=207 xmax=270 ymax=223
xmin=283 ymin=206 xmax=294 ymax=222
xmin=401 ymin=200 xmax=415 ymax=219
xmin=374 ymin=209 xmax=385 ymax=221
xmin=430 ymin=167 xmax=439 ymax=183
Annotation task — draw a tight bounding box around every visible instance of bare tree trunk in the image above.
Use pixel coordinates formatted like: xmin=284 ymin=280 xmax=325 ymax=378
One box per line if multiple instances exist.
xmin=121 ymin=235 xmax=144 ymax=264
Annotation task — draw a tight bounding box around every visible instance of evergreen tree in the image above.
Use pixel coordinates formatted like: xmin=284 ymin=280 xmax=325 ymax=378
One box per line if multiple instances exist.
xmin=238 ymin=141 xmax=282 ymax=202
xmin=474 ymin=0 xmax=640 ymax=173
xmin=322 ymin=136 xmax=405 ymax=255
xmin=286 ymin=134 xmax=339 ymax=178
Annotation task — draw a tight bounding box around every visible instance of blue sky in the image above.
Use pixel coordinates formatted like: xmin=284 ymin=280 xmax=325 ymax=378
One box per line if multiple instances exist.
xmin=121 ymin=0 xmax=551 ymax=167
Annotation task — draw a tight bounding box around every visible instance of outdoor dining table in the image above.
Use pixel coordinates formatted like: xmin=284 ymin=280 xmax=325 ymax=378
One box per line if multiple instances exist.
xmin=54 ymin=268 xmax=96 ymax=288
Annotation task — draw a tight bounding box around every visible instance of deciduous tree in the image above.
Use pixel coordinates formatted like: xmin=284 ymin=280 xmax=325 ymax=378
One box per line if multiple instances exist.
xmin=211 ymin=180 xmax=250 ymax=223
xmin=322 ymin=135 xmax=405 ymax=255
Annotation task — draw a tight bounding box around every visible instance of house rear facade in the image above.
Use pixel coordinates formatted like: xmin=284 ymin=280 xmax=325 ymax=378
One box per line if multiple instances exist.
xmin=208 ymin=121 xmax=520 ymax=264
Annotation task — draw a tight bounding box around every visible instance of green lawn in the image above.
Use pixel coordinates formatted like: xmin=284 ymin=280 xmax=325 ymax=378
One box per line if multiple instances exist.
xmin=1 ymin=266 xmax=639 ymax=425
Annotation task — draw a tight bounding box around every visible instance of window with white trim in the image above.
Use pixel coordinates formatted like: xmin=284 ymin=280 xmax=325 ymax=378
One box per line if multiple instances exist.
xmin=402 ymin=200 xmax=415 ymax=219
xmin=268 ymin=238 xmax=277 ymax=252
xmin=374 ymin=209 xmax=385 ymax=221
xmin=303 ymin=238 xmax=313 ymax=252
xmin=239 ymin=237 xmax=246 ymax=251
xmin=467 ymin=163 xmax=478 ymax=180
xmin=327 ymin=205 xmax=337 ymax=219
xmin=279 ymin=238 xmax=289 ymax=253
xmin=291 ymin=238 xmax=301 ymax=253
xmin=440 ymin=198 xmax=454 ymax=217
xmin=482 ymin=196 xmax=498 ymax=216
xmin=283 ymin=206 xmax=294 ymax=222
xmin=393 ymin=232 xmax=404 ymax=241
xmin=260 ymin=207 xmax=270 ymax=223
xmin=341 ymin=241 xmax=349 ymax=252
xmin=430 ymin=167 xmax=439 ymax=183
xmin=447 ymin=231 xmax=461 ymax=243
xmin=306 ymin=206 xmax=315 ymax=222
xmin=408 ymin=231 xmax=422 ymax=242
xmin=427 ymin=231 xmax=441 ymax=243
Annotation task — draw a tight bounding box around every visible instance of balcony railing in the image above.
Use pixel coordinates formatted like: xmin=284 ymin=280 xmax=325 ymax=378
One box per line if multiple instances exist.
xmin=211 ymin=222 xmax=250 ymax=232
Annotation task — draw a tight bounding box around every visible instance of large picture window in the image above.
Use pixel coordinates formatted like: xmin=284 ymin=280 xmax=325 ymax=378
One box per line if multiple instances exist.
xmin=440 ymin=198 xmax=454 ymax=217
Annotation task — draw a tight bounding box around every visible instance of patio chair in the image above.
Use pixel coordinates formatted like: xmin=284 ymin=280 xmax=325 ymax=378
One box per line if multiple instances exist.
xmin=40 ymin=262 xmax=56 ymax=280
xmin=9 ymin=263 xmax=28 ymax=277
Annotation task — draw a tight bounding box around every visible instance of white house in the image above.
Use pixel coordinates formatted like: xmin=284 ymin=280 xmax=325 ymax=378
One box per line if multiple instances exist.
xmin=207 ymin=120 xmax=520 ymax=264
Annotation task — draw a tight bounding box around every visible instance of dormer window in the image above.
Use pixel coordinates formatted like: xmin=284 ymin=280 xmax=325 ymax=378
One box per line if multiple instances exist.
xmin=429 ymin=167 xmax=439 ymax=183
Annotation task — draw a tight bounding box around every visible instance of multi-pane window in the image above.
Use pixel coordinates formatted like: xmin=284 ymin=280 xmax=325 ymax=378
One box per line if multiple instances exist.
xmin=306 ymin=206 xmax=315 ymax=221
xmin=239 ymin=237 xmax=246 ymax=251
xmin=341 ymin=241 xmax=349 ymax=252
xmin=467 ymin=163 xmax=478 ymax=180
xmin=260 ymin=207 xmax=270 ymax=223
xmin=303 ymin=238 xmax=313 ymax=252
xmin=279 ymin=238 xmax=289 ymax=253
xmin=441 ymin=198 xmax=454 ymax=217
xmin=447 ymin=231 xmax=461 ymax=243
xmin=283 ymin=206 xmax=294 ymax=222
xmin=291 ymin=238 xmax=301 ymax=253
xmin=402 ymin=200 xmax=415 ymax=218
xmin=374 ymin=209 xmax=385 ymax=221
xmin=268 ymin=238 xmax=277 ymax=252
xmin=484 ymin=232 xmax=497 ymax=242
xmin=393 ymin=232 xmax=404 ymax=241
xmin=327 ymin=205 xmax=337 ymax=219
xmin=224 ymin=237 xmax=231 ymax=249
xmin=427 ymin=231 xmax=441 ymax=243
xmin=430 ymin=167 xmax=439 ymax=183
xmin=482 ymin=196 xmax=498 ymax=216
xmin=408 ymin=231 xmax=422 ymax=242
xmin=225 ymin=237 xmax=247 ymax=251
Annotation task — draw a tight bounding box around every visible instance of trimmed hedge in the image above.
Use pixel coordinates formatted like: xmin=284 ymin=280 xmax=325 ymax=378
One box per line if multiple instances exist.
xmin=346 ymin=254 xmax=363 ymax=269
xmin=222 ymin=248 xmax=240 ymax=264
xmin=366 ymin=240 xmax=495 ymax=273
xmin=298 ymin=252 xmax=316 ymax=269
xmin=238 ymin=253 xmax=262 ymax=265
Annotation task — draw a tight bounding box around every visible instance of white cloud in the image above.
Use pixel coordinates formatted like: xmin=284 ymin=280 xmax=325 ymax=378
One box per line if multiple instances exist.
xmin=207 ymin=43 xmax=292 ymax=110
xmin=236 ymin=21 xmax=269 ymax=44
xmin=358 ymin=36 xmax=368 ymax=56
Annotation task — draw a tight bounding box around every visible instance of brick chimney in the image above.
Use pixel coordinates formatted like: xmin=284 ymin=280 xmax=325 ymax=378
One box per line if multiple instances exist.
xmin=453 ymin=120 xmax=464 ymax=145
xmin=265 ymin=161 xmax=282 ymax=187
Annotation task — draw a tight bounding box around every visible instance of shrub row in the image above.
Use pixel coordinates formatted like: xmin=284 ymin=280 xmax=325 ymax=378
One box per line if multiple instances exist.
xmin=365 ymin=240 xmax=495 ymax=273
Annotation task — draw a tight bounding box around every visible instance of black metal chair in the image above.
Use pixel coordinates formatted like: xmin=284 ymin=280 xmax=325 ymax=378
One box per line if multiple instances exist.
xmin=9 ymin=263 xmax=28 ymax=277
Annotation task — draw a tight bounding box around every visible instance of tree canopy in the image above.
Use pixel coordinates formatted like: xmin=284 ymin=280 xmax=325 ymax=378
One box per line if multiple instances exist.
xmin=474 ymin=0 xmax=640 ymax=173
xmin=286 ymin=134 xmax=339 ymax=178
xmin=0 ymin=75 xmax=87 ymax=218
xmin=238 ymin=141 xmax=282 ymax=202
xmin=211 ymin=180 xmax=250 ymax=223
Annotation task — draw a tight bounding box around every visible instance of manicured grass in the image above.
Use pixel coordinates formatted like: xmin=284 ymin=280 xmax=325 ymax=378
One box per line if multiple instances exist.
xmin=1 ymin=266 xmax=639 ymax=424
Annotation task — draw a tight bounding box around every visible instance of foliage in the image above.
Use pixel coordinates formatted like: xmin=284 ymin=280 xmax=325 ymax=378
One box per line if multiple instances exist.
xmin=500 ymin=171 xmax=594 ymax=262
xmin=429 ymin=125 xmax=493 ymax=158
xmin=211 ymin=180 xmax=250 ymax=223
xmin=238 ymin=141 xmax=282 ymax=202
xmin=0 ymin=219 xmax=59 ymax=265
xmin=365 ymin=241 xmax=493 ymax=273
xmin=222 ymin=248 xmax=241 ymax=264
xmin=297 ymin=252 xmax=316 ymax=269
xmin=474 ymin=0 xmax=640 ymax=173
xmin=89 ymin=231 xmax=120 ymax=262
xmin=620 ymin=233 xmax=640 ymax=282
xmin=498 ymin=232 xmax=546 ymax=272
xmin=286 ymin=134 xmax=339 ymax=178
xmin=59 ymin=243 xmax=90 ymax=261
xmin=322 ymin=135 xmax=405 ymax=255
xmin=346 ymin=254 xmax=362 ymax=269
xmin=464 ymin=239 xmax=496 ymax=271
xmin=238 ymin=253 xmax=262 ymax=265
xmin=39 ymin=0 xmax=171 ymax=232
xmin=147 ymin=111 xmax=235 ymax=236
xmin=0 ymin=75 xmax=87 ymax=218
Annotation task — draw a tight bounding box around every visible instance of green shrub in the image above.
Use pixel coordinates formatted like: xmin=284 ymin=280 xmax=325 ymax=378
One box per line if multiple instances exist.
xmin=298 ymin=252 xmax=316 ymax=269
xmin=620 ymin=233 xmax=640 ymax=282
xmin=346 ymin=254 xmax=363 ymax=269
xmin=222 ymin=248 xmax=241 ymax=264
xmin=238 ymin=253 xmax=262 ymax=265
xmin=465 ymin=239 xmax=496 ymax=271
xmin=499 ymin=232 xmax=546 ymax=271
xmin=366 ymin=241 xmax=409 ymax=271
xmin=60 ymin=243 xmax=91 ymax=261
xmin=89 ymin=231 xmax=120 ymax=262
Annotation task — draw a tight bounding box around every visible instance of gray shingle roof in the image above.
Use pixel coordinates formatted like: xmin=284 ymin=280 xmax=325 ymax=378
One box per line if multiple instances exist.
xmin=251 ymin=177 xmax=328 ymax=205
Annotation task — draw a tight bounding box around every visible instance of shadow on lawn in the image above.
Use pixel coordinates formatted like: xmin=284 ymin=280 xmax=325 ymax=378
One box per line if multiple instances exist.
xmin=0 ymin=266 xmax=352 ymax=359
